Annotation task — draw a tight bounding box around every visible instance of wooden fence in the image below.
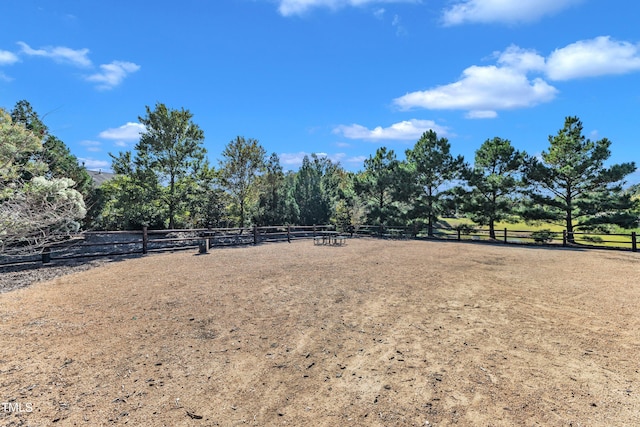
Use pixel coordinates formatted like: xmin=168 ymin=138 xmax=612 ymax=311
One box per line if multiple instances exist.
xmin=1 ymin=223 xmax=637 ymax=268
xmin=0 ymin=225 xmax=336 ymax=267
xmin=352 ymin=224 xmax=638 ymax=252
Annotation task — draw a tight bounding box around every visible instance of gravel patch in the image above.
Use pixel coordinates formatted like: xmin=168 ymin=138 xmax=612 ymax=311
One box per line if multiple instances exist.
xmin=0 ymin=256 xmax=139 ymax=294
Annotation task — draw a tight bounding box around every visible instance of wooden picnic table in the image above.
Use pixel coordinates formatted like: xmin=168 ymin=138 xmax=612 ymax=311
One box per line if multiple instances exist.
xmin=313 ymin=231 xmax=346 ymax=245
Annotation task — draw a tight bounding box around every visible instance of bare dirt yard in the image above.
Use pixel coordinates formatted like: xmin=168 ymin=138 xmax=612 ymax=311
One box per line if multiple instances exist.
xmin=1 ymin=238 xmax=639 ymax=426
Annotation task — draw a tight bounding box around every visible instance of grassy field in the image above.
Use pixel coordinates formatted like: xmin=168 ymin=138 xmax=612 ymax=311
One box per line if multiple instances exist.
xmin=436 ymin=218 xmax=639 ymax=250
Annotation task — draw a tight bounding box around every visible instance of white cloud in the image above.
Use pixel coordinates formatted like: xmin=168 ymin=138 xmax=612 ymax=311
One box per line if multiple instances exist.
xmin=345 ymin=155 xmax=368 ymax=164
xmin=277 ymin=0 xmax=419 ymax=16
xmin=99 ymin=122 xmax=146 ymax=141
xmin=392 ymin=14 xmax=408 ymax=36
xmin=442 ymin=0 xmax=582 ymax=25
xmin=373 ymin=8 xmax=385 ymax=19
xmin=496 ymin=45 xmax=545 ymax=73
xmin=15 ymin=41 xmax=139 ymax=90
xmin=78 ymin=157 xmax=110 ymax=170
xmin=394 ymin=65 xmax=557 ymax=115
xmin=0 ymin=72 xmax=13 ymax=82
xmin=79 ymin=140 xmax=102 ymax=152
xmin=329 ymin=152 xmax=369 ymax=165
xmin=546 ymin=36 xmax=640 ymax=81
xmin=0 ymin=50 xmax=19 ymax=65
xmin=279 ymin=152 xmax=307 ymax=166
xmin=85 ymin=61 xmax=140 ymax=90
xmin=465 ymin=110 xmax=498 ymax=119
xmin=334 ymin=119 xmax=448 ymax=141
xmin=17 ymin=41 xmax=92 ymax=67
xmin=391 ymin=36 xmax=640 ymax=118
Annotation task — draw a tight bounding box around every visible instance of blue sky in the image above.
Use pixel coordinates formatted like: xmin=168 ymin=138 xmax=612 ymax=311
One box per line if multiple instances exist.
xmin=1 ymin=0 xmax=639 ymax=184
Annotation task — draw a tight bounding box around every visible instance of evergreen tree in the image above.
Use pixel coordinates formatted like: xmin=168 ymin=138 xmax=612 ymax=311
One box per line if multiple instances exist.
xmin=10 ymin=100 xmax=91 ymax=196
xmin=405 ymin=130 xmax=464 ymax=236
xmin=254 ymin=153 xmax=297 ymax=225
xmin=523 ymin=116 xmax=637 ymax=241
xmin=354 ymin=147 xmax=403 ymax=226
xmin=459 ymin=137 xmax=526 ymax=239
xmin=293 ymin=154 xmax=331 ymax=225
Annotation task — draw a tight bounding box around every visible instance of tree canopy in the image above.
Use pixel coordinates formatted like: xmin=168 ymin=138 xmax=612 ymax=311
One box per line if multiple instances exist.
xmin=219 ymin=136 xmax=266 ymax=227
xmin=523 ymin=116 xmax=637 ymax=240
xmin=6 ymin=100 xmax=636 ymax=242
xmin=405 ymin=130 xmax=465 ymax=236
xmin=459 ymin=137 xmax=526 ymax=239
xmin=101 ymin=103 xmax=207 ymax=230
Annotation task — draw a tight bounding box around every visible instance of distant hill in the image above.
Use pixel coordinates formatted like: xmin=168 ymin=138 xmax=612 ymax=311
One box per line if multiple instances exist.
xmin=86 ymin=170 xmax=116 ymax=187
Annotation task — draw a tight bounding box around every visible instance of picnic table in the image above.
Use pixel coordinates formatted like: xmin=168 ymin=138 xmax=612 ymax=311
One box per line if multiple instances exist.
xmin=313 ymin=231 xmax=346 ymax=246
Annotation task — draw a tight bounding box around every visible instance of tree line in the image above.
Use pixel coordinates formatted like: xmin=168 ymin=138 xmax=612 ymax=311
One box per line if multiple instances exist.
xmin=1 ymin=100 xmax=639 ymax=253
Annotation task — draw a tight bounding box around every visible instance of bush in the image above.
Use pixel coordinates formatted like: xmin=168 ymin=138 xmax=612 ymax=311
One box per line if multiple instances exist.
xmin=455 ymin=224 xmax=476 ymax=235
xmin=582 ymin=235 xmax=604 ymax=244
xmin=531 ymin=229 xmax=555 ymax=243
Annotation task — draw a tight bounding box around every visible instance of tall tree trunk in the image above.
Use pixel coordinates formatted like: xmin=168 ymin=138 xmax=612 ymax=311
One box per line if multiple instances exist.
xmin=427 ymin=188 xmax=434 ymax=237
xmin=489 ymin=193 xmax=497 ymax=239
xmin=169 ymin=175 xmax=175 ymax=229
xmin=566 ymin=188 xmax=574 ymax=243
xmin=239 ymin=199 xmax=245 ymax=228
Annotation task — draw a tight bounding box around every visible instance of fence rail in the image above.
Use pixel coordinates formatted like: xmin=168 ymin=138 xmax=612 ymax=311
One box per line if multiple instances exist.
xmin=351 ymin=224 xmax=639 ymax=252
xmin=1 ymin=223 xmax=637 ymax=268
xmin=0 ymin=224 xmax=338 ymax=267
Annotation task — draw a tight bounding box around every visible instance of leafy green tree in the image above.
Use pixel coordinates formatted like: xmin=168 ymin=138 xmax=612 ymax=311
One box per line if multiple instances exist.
xmin=523 ymin=116 xmax=637 ymax=241
xmin=135 ymin=103 xmax=206 ymax=229
xmin=183 ymin=161 xmax=228 ymax=228
xmin=219 ymin=136 xmax=266 ymax=227
xmin=354 ymin=147 xmax=404 ymax=226
xmin=91 ymin=173 xmax=165 ymax=230
xmin=405 ymin=130 xmax=464 ymax=237
xmin=293 ymin=154 xmax=332 ymax=226
xmin=93 ymin=150 xmax=165 ymax=230
xmin=459 ymin=137 xmax=526 ymax=239
xmin=254 ymin=153 xmax=298 ymax=226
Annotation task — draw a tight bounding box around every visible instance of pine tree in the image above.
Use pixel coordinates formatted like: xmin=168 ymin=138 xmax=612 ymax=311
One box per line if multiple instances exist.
xmin=523 ymin=116 xmax=637 ymax=242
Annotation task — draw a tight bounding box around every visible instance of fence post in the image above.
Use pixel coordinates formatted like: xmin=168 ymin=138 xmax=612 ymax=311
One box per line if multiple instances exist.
xmin=562 ymin=230 xmax=567 ymax=247
xmin=253 ymin=225 xmax=258 ymax=245
xmin=457 ymin=228 xmax=461 ymax=241
xmin=142 ymin=226 xmax=148 ymax=254
xmin=199 ymin=239 xmax=208 ymax=254
xmin=42 ymin=247 xmax=51 ymax=264
xmin=313 ymin=224 xmax=316 ymax=237
xmin=287 ymin=225 xmax=291 ymax=243
xmin=632 ymin=232 xmax=637 ymax=252
xmin=504 ymin=228 xmax=508 ymax=244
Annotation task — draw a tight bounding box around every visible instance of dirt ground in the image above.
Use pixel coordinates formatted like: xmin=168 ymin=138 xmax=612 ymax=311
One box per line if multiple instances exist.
xmin=1 ymin=238 xmax=639 ymax=426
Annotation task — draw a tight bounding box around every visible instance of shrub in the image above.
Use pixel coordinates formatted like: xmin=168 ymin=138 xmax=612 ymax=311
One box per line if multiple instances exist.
xmin=582 ymin=235 xmax=604 ymax=244
xmin=455 ymin=224 xmax=476 ymax=235
xmin=531 ymin=229 xmax=555 ymax=243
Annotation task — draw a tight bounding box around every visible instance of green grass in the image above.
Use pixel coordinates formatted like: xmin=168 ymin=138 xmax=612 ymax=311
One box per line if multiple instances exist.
xmin=434 ymin=218 xmax=638 ymax=250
